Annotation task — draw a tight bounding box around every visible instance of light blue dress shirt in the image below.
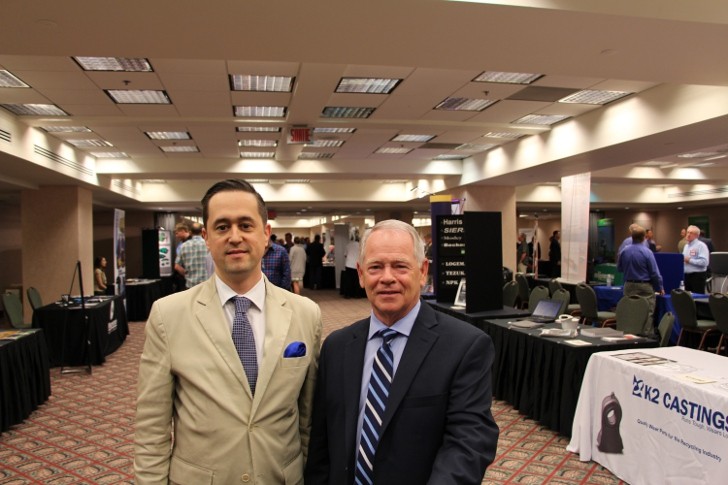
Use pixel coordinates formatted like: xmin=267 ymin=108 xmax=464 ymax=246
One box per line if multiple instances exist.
xmin=683 ymin=239 xmax=709 ymax=273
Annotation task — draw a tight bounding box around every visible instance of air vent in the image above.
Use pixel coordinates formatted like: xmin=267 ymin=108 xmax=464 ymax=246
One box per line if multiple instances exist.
xmin=419 ymin=142 xmax=461 ymax=150
xmin=0 ymin=128 xmax=10 ymax=143
xmin=112 ymin=179 xmax=137 ymax=194
xmin=34 ymin=145 xmax=95 ymax=177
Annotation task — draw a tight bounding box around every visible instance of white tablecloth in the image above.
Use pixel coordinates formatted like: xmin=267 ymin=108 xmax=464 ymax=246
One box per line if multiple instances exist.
xmin=567 ymin=346 xmax=728 ymax=485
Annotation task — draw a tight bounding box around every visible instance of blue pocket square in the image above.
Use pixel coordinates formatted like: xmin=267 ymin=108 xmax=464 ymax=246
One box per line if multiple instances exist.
xmin=284 ymin=341 xmax=306 ymax=358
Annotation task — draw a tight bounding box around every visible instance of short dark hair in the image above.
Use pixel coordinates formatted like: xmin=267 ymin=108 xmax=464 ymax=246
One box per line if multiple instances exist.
xmin=94 ymin=257 xmax=103 ymax=268
xmin=201 ymin=179 xmax=267 ymax=227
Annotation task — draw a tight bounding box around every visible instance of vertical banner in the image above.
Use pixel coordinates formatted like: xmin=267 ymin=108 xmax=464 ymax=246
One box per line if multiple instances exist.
xmin=561 ymin=173 xmax=591 ymax=282
xmin=113 ymin=209 xmax=126 ymax=296
xmin=435 ymin=215 xmax=465 ymax=303
xmin=159 ymin=230 xmax=173 ymax=277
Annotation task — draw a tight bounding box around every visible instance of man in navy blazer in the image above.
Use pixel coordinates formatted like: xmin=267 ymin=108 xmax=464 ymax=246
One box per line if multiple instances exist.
xmin=305 ymin=220 xmax=499 ymax=485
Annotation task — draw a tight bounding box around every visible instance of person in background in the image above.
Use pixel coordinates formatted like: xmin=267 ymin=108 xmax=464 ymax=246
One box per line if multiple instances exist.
xmin=305 ymin=219 xmax=499 ymax=484
xmin=173 ymin=221 xmax=191 ymax=292
xmin=283 ymin=232 xmax=294 ymax=253
xmin=306 ymin=234 xmax=326 ymax=289
xmin=517 ymin=233 xmax=528 ymax=273
xmin=677 ymin=228 xmax=688 ymax=253
xmin=618 ymin=223 xmax=649 ymax=257
xmin=262 ymin=235 xmax=292 ymax=290
xmin=699 ymin=229 xmax=715 ymax=254
xmin=289 ymin=237 xmax=307 ymax=295
xmin=645 ymin=228 xmax=660 ymax=252
xmin=341 ymin=236 xmax=360 ymax=298
xmin=135 ymin=178 xmax=322 ymax=484
xmin=175 ymin=222 xmax=209 ymax=289
xmin=549 ymin=230 xmax=561 ymax=277
xmin=94 ymin=256 xmax=108 ymax=295
xmin=617 ymin=226 xmax=664 ymax=335
xmin=683 ymin=225 xmax=710 ymax=293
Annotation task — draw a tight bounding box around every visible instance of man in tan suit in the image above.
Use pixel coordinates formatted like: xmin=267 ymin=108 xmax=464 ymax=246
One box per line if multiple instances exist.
xmin=135 ymin=179 xmax=322 ymax=484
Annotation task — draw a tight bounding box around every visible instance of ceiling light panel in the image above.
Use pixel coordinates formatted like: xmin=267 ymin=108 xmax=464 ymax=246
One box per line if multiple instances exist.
xmin=230 ymin=75 xmax=294 ymax=92
xmin=376 ymin=147 xmax=413 ymax=154
xmin=559 ymin=90 xmax=631 ymax=105
xmin=391 ymin=134 xmax=435 ymax=142
xmin=307 ymin=139 xmax=344 ymax=148
xmin=457 ymin=143 xmax=495 ymax=151
xmin=236 ymin=126 xmax=282 ymax=132
xmin=160 ymin=146 xmax=199 ymax=153
xmin=234 ymin=106 xmax=287 ymax=117
xmin=322 ymin=106 xmax=375 ymax=118
xmin=238 ymin=139 xmax=278 ymax=147
xmin=434 ymin=154 xmax=466 ymax=160
xmin=474 ymin=71 xmax=543 ymax=84
xmin=240 ymin=151 xmax=275 ymax=158
xmin=285 ymin=179 xmax=311 ymax=183
xmin=91 ymin=151 xmax=128 ymax=158
xmin=513 ymin=114 xmax=570 ymax=125
xmin=73 ymin=56 xmax=153 ymax=72
xmin=298 ymin=152 xmax=334 ymax=159
xmin=0 ymin=70 xmax=29 ymax=88
xmin=145 ymin=131 xmax=191 ymax=140
xmin=1 ymin=103 xmax=67 ymax=116
xmin=68 ymin=139 xmax=113 ymax=148
xmin=335 ymin=77 xmax=402 ymax=94
xmin=41 ymin=126 xmax=92 ymax=133
xmin=106 ymin=90 xmax=171 ymax=104
xmin=483 ymin=131 xmax=524 ymax=139
xmin=435 ymin=97 xmax=495 ymax=111
xmin=313 ymin=127 xmax=356 ymax=134
xmin=677 ymin=152 xmax=721 ymax=159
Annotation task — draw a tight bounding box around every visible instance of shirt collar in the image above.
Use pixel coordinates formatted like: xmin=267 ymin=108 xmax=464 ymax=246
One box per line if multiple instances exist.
xmin=367 ymin=300 xmax=421 ymax=340
xmin=214 ymin=274 xmax=266 ymax=311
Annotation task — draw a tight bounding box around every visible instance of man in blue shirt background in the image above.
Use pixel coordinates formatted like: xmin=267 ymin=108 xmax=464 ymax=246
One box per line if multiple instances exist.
xmin=262 ymin=236 xmax=292 ymax=290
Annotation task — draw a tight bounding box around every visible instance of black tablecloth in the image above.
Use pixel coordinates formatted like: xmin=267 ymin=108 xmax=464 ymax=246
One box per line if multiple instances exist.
xmin=427 ymin=301 xmax=531 ymax=326
xmin=32 ymin=296 xmax=128 ymax=367
xmin=482 ymin=319 xmax=658 ymax=436
xmin=125 ymin=279 xmax=163 ymax=321
xmin=0 ymin=329 xmax=51 ymax=433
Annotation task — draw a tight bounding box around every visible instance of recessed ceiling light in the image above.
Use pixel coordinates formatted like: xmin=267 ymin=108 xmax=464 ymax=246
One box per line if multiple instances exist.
xmin=322 ymin=107 xmax=375 ymax=118
xmin=456 ymin=143 xmax=495 ymax=151
xmin=513 ymin=114 xmax=570 ymax=125
xmin=240 ymin=151 xmax=275 ymax=158
xmin=559 ymin=90 xmax=631 ymax=105
xmin=434 ymin=154 xmax=466 ymax=160
xmin=145 ymin=131 xmax=191 ymax=140
xmin=375 ymin=147 xmax=413 ymax=154
xmin=160 ymin=146 xmax=198 ymax=153
xmin=335 ymin=77 xmax=402 ymax=94
xmin=106 ymin=90 xmax=171 ymax=104
xmin=230 ymin=75 xmax=294 ymax=92
xmin=298 ymin=152 xmax=334 ymax=159
xmin=73 ymin=56 xmax=153 ymax=72
xmin=68 ymin=139 xmax=113 ymax=148
xmin=0 ymin=70 xmax=29 ymax=88
xmin=236 ymin=126 xmax=282 ymax=132
xmin=474 ymin=71 xmax=543 ymax=84
xmin=677 ymin=151 xmax=721 ymax=159
xmin=313 ymin=127 xmax=356 ymax=134
xmin=234 ymin=106 xmax=287 ymax=118
xmin=391 ymin=134 xmax=435 ymax=142
xmin=40 ymin=125 xmax=92 ymax=133
xmin=238 ymin=139 xmax=278 ymax=147
xmin=435 ymin=97 xmax=495 ymax=111
xmin=285 ymin=179 xmax=311 ymax=183
xmin=483 ymin=131 xmax=523 ymax=139
xmin=91 ymin=151 xmax=128 ymax=158
xmin=307 ymin=139 xmax=344 ymax=148
xmin=1 ymin=103 xmax=68 ymax=116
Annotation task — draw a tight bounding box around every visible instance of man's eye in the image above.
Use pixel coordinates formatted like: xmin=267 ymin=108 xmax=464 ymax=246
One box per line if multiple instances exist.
xmin=216 ymin=224 xmax=228 ymax=231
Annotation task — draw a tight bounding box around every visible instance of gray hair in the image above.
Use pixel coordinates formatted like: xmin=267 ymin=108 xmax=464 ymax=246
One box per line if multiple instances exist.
xmin=686 ymin=225 xmax=701 ymax=235
xmin=358 ymin=219 xmax=425 ymax=266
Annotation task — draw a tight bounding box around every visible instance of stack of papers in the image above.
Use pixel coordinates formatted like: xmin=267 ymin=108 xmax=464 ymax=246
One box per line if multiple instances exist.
xmin=581 ymin=327 xmax=623 ymax=338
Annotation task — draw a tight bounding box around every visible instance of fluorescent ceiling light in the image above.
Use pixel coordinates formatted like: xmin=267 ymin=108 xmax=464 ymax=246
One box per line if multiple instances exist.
xmin=391 ymin=134 xmax=434 ymax=142
xmin=641 ymin=161 xmax=674 ymax=167
xmin=160 ymin=146 xmax=198 ymax=153
xmin=299 ymin=152 xmax=334 ymax=159
xmin=474 ymin=71 xmax=542 ymax=84
xmin=677 ymin=151 xmax=721 ymax=159
xmin=559 ymin=90 xmax=631 ymax=105
xmin=236 ymin=126 xmax=281 ymax=132
xmin=435 ymin=154 xmax=466 ymax=160
xmin=692 ymin=162 xmax=716 ymax=167
xmin=457 ymin=143 xmax=495 ymax=151
xmin=73 ymin=56 xmax=153 ymax=72
xmin=68 ymin=139 xmax=113 ymax=148
xmin=0 ymin=70 xmax=29 ymax=88
xmin=513 ymin=114 xmax=570 ymax=125
xmin=246 ymin=179 xmax=270 ymax=183
xmin=1 ymin=103 xmax=67 ymax=116
xmin=335 ymin=78 xmax=401 ymax=94
xmin=435 ymin=97 xmax=495 ymax=111
xmin=240 ymin=151 xmax=275 ymax=158
xmin=234 ymin=106 xmax=286 ymax=117
xmin=238 ymin=139 xmax=278 ymax=147
xmin=313 ymin=127 xmax=356 ymax=134
xmin=483 ymin=131 xmax=523 ymax=139
xmin=307 ymin=139 xmax=344 ymax=148
xmin=145 ymin=131 xmax=191 ymax=140
xmin=41 ymin=125 xmax=92 ymax=133
xmin=376 ymin=147 xmax=412 ymax=154
xmin=106 ymin=90 xmax=171 ymax=104
xmin=285 ymin=179 xmax=311 ymax=183
xmin=91 ymin=151 xmax=128 ymax=158
xmin=230 ymin=75 xmax=294 ymax=92
xmin=322 ymin=107 xmax=375 ymax=118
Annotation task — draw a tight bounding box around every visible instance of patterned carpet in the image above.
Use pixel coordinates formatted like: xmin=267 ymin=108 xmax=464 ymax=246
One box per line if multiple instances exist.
xmin=0 ymin=289 xmax=624 ymax=484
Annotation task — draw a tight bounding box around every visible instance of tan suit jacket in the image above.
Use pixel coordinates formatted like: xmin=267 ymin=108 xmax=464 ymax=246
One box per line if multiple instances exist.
xmin=134 ymin=276 xmax=322 ymax=484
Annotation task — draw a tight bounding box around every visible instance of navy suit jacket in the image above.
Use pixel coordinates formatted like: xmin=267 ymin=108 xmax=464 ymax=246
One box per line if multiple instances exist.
xmin=305 ymin=301 xmax=499 ymax=485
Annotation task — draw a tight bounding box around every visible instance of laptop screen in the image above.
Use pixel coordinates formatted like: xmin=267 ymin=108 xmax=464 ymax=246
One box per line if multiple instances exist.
xmin=531 ymin=299 xmax=562 ymax=319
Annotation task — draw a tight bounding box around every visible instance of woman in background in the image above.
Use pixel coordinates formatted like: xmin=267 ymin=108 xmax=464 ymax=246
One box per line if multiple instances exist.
xmin=94 ymin=256 xmax=108 ymax=295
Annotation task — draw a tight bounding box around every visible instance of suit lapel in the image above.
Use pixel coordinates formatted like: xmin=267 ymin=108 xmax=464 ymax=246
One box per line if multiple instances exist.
xmin=344 ymin=320 xmax=369 ymax=461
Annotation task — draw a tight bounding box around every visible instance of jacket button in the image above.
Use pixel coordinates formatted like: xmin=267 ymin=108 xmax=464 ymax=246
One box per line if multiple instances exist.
xmin=241 ymin=473 xmax=250 ymax=482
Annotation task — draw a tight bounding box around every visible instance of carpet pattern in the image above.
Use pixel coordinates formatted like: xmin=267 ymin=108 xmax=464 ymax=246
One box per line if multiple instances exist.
xmin=0 ymin=289 xmax=624 ymax=484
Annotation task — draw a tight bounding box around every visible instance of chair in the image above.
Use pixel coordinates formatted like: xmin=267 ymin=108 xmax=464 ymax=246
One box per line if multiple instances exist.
xmin=657 ymin=312 xmax=675 ymax=347
xmin=551 ymin=288 xmax=571 ymax=316
xmin=27 ymin=286 xmax=43 ymax=311
xmin=671 ymin=289 xmax=719 ymax=350
xmin=575 ymin=283 xmax=616 ymax=326
xmin=548 ymin=278 xmax=563 ymax=296
xmin=708 ymin=293 xmax=728 ymax=355
xmin=527 ymin=285 xmax=550 ymax=312
xmin=2 ymin=292 xmax=31 ymax=329
xmin=603 ymin=295 xmax=650 ymax=335
xmin=502 ymin=280 xmax=519 ymax=308
xmin=515 ymin=273 xmax=530 ymax=309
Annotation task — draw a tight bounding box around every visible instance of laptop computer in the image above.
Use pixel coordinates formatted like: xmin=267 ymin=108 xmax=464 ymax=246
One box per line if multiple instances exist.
xmin=509 ymin=299 xmax=562 ymax=328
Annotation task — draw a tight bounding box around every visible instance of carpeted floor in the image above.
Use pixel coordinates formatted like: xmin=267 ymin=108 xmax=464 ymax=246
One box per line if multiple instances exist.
xmin=0 ymin=289 xmax=624 ymax=484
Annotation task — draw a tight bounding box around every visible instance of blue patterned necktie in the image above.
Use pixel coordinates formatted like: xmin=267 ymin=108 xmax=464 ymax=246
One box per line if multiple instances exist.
xmin=231 ymin=296 xmax=258 ymax=395
xmin=355 ymin=328 xmax=400 ymax=485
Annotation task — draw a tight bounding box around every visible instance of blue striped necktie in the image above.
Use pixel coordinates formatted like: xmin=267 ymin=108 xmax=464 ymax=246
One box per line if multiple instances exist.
xmin=355 ymin=328 xmax=400 ymax=485
xmin=231 ymin=296 xmax=258 ymax=395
